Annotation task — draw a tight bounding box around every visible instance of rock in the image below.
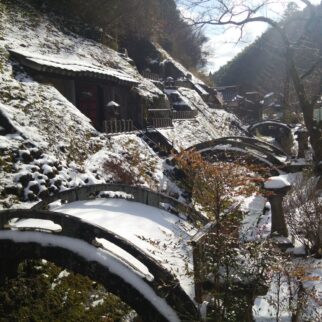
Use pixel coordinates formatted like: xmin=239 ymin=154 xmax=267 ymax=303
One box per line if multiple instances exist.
xmin=169 ymin=192 xmax=179 ymax=199
xmin=27 ymin=192 xmax=38 ymax=201
xmin=18 ymin=173 xmax=32 ymax=187
xmin=53 ymin=179 xmax=62 ymax=188
xmin=59 ymin=145 xmax=67 ymax=153
xmin=48 ymin=185 xmax=58 ymax=194
xmin=29 ymin=183 xmax=40 ymax=195
xmin=172 ymin=167 xmax=185 ymax=180
xmin=30 ymin=148 xmax=43 ymax=159
xmin=20 ymin=151 xmax=33 ymax=163
xmin=39 ymin=189 xmax=49 ymax=199
xmin=165 ymin=158 xmax=175 ymax=166
xmin=4 ymin=185 xmax=22 ymax=196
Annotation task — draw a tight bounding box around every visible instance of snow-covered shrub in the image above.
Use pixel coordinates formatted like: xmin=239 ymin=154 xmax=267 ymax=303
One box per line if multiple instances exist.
xmin=102 ymin=159 xmax=137 ymax=185
xmin=283 ymin=174 xmax=322 ymax=257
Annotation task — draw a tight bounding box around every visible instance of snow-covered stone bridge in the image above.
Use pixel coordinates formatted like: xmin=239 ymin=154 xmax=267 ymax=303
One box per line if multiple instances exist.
xmin=0 ymin=184 xmax=206 ymax=322
xmin=187 ymin=136 xmax=290 ymax=172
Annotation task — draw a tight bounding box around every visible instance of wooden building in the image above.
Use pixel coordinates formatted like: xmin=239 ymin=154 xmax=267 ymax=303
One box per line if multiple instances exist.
xmin=216 ymin=85 xmax=240 ymax=108
xmin=10 ymin=49 xmax=144 ymax=132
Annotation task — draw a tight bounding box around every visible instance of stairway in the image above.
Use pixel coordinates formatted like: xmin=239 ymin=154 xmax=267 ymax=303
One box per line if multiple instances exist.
xmin=137 ymin=126 xmax=177 ymax=157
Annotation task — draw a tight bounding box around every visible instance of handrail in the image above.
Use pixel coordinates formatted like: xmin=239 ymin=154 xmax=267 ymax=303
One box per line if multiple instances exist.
xmin=188 ymin=136 xmax=288 ymax=158
xmin=32 ymin=183 xmax=207 ymax=225
xmin=0 ymin=208 xmax=199 ymax=321
xmin=248 ymin=120 xmax=292 ymax=134
xmin=0 ymin=209 xmax=173 ymax=282
xmin=187 ymin=137 xmax=288 ymax=168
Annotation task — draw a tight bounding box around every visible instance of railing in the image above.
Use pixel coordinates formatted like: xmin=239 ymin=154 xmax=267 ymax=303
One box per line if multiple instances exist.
xmin=150 ymin=118 xmax=173 ymax=128
xmin=140 ymin=71 xmax=160 ymax=81
xmin=172 ymin=110 xmax=198 ymax=119
xmin=0 ymin=208 xmax=199 ymax=321
xmin=104 ymin=119 xmax=133 ymax=133
xmin=32 ymin=183 xmax=207 ymax=225
xmin=148 ymin=109 xmax=172 ymax=119
xmin=174 ymin=80 xmax=194 ymax=89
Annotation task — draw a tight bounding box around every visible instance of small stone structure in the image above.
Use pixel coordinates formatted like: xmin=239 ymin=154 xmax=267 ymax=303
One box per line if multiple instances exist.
xmin=264 ymin=176 xmax=291 ymax=237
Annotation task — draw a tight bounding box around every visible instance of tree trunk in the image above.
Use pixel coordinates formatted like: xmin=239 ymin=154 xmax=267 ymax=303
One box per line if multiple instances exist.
xmin=285 ymin=48 xmax=322 ymax=165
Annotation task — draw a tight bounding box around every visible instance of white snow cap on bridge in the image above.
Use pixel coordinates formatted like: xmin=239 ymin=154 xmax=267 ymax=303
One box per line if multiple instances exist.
xmin=0 ymin=231 xmax=180 ymax=322
xmin=52 ymin=198 xmax=197 ymax=299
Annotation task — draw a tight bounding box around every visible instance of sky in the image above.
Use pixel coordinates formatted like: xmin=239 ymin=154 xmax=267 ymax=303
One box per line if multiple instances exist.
xmin=177 ymin=0 xmax=321 ymax=72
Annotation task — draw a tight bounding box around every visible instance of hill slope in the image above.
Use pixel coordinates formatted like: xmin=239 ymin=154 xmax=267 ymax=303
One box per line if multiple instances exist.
xmin=214 ymin=4 xmax=322 ymax=97
xmin=0 ymin=0 xmax=241 ymax=209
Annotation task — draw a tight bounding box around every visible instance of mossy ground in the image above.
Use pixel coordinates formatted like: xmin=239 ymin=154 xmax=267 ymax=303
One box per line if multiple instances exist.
xmin=0 ymin=260 xmax=132 ymax=322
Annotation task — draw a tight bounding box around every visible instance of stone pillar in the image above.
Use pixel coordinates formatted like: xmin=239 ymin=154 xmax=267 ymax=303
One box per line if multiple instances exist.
xmin=266 ymin=186 xmax=290 ymax=237
xmin=296 ymin=129 xmax=309 ymax=158
xmin=264 ymin=176 xmax=291 ymax=237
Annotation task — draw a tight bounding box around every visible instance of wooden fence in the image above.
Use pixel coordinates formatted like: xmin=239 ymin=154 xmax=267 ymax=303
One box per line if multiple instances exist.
xmin=141 ymin=71 xmax=160 ymax=81
xmin=103 ymin=109 xmax=198 ymax=133
xmin=150 ymin=118 xmax=173 ymax=128
xmin=172 ymin=110 xmax=198 ymax=119
xmin=104 ymin=119 xmax=133 ymax=133
xmin=148 ymin=109 xmax=172 ymax=119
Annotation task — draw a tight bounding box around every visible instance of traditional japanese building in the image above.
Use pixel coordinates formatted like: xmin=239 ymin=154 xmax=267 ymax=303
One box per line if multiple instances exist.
xmin=10 ymin=49 xmax=144 ymax=132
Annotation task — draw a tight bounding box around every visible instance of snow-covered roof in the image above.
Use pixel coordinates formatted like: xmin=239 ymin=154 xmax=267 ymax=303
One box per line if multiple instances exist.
xmin=154 ymin=43 xmax=206 ymax=86
xmin=194 ymin=83 xmax=209 ymax=96
xmin=10 ymin=49 xmax=138 ymax=86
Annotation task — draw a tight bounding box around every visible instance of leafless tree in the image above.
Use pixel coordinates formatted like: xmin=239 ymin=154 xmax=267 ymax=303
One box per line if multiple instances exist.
xmin=180 ymin=0 xmax=322 ymax=166
xmin=283 ymin=174 xmax=322 ymax=255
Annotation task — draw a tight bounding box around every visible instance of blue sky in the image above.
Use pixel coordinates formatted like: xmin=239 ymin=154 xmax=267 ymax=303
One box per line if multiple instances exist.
xmin=177 ymin=0 xmax=321 ymax=72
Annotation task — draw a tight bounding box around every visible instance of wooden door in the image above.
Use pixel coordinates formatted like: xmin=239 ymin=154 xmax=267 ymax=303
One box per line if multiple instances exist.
xmin=76 ymin=82 xmax=99 ymax=128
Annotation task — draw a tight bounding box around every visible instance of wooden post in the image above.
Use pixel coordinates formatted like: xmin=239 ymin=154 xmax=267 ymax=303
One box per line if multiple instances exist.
xmin=192 ymin=243 xmax=203 ymax=304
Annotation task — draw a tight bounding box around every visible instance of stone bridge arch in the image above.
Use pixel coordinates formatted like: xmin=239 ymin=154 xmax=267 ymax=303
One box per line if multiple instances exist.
xmin=248 ymin=120 xmax=291 ymax=137
xmin=187 ymin=136 xmax=289 ymax=173
xmin=0 ymin=209 xmax=199 ymax=322
xmin=32 ymin=183 xmax=207 ymax=225
xmin=248 ymin=121 xmax=293 ymax=155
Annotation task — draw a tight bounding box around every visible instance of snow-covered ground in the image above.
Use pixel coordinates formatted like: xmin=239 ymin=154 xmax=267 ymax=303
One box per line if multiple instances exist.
xmin=160 ymin=88 xmax=241 ymax=149
xmin=253 ymin=258 xmax=322 ymax=321
xmin=0 ymin=0 xmax=240 ymax=208
xmin=2 ymin=1 xmax=318 ymax=320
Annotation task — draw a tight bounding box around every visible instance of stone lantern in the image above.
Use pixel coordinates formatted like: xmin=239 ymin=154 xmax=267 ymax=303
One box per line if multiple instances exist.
xmin=264 ymin=176 xmax=291 ymax=237
xmin=106 ymin=101 xmax=120 ymax=119
xmin=295 ymin=128 xmax=309 ymax=159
